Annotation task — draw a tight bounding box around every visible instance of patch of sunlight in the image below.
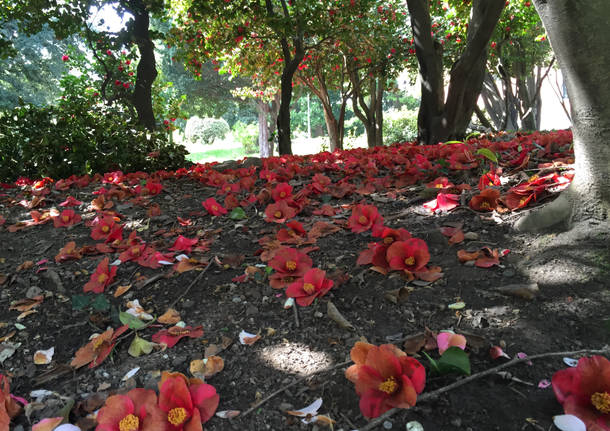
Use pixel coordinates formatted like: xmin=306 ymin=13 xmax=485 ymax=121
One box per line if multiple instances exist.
xmin=258 ymin=342 xmax=334 ymax=376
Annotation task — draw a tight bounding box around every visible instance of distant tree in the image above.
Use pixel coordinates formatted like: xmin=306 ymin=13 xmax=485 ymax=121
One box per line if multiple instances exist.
xmin=0 ymin=23 xmax=73 ymax=108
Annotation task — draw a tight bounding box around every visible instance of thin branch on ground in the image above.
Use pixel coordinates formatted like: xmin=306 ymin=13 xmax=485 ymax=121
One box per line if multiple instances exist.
xmin=239 ymin=360 xmax=352 ymax=418
xmin=357 ymin=346 xmax=610 ymax=431
xmin=167 ymin=259 xmax=214 ymax=310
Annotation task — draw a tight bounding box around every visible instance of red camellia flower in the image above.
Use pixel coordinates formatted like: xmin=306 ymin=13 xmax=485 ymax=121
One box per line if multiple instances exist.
xmin=552 ymin=355 xmax=610 ymax=430
xmin=264 ymin=200 xmax=297 ymax=223
xmin=83 ymin=257 xmax=117 ymax=293
xmin=169 ymin=235 xmax=199 ymax=253
xmin=53 ymin=209 xmax=82 ymax=228
xmin=90 ymin=216 xmax=117 ymax=240
xmin=348 ymin=204 xmax=384 ymax=233
xmin=478 ymin=170 xmax=501 ymax=191
xmin=386 ymin=238 xmax=430 ymax=272
xmin=271 ymin=182 xmax=293 ymax=201
xmin=202 ymin=197 xmax=227 ymax=216
xmin=158 ymin=372 xmax=219 ymax=430
xmin=0 ymin=375 xmax=22 ymax=430
xmin=345 ymin=342 xmax=426 ymax=418
xmin=96 ymin=388 xmax=166 ymax=431
xmin=469 ymin=188 xmax=500 ymax=211
xmin=286 ymin=268 xmax=334 ymax=306
xmin=276 ymin=220 xmax=307 ymax=243
xmin=268 ymin=247 xmax=313 ymax=289
xmin=151 ymin=325 xmax=204 ymax=348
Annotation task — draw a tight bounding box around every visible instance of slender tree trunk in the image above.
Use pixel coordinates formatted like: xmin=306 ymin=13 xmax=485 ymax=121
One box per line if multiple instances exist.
xmin=257 ymin=99 xmax=271 ymax=158
xmin=408 ymin=0 xmax=505 ymax=144
xmin=128 ymin=0 xmax=157 ymax=131
xmin=276 ymin=37 xmax=304 ymax=155
xmin=516 ymin=0 xmax=610 ymax=231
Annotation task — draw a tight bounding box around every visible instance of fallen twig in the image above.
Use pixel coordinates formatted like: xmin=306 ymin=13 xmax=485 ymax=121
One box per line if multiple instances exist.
xmin=293 ymin=303 xmax=300 ymax=328
xmin=357 ymin=346 xmax=610 ymax=431
xmin=239 ymin=360 xmax=352 ymax=418
xmin=167 ymin=259 xmax=214 ymax=310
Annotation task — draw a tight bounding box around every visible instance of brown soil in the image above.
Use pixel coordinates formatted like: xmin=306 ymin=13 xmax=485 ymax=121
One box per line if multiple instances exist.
xmin=0 ymin=142 xmax=608 ymax=431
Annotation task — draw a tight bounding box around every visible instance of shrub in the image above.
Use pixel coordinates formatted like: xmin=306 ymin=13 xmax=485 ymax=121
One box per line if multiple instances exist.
xmin=185 ymin=116 xmax=230 ymax=145
xmin=0 ymin=103 xmax=189 ymax=182
xmin=384 ymin=107 xmax=418 ymax=145
xmin=233 ymin=121 xmax=259 ymax=154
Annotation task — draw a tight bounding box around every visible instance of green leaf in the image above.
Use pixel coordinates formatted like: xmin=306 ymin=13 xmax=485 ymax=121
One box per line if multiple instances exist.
xmin=72 ymin=294 xmax=90 ymax=310
xmin=441 ymin=140 xmax=464 ymax=145
xmin=128 ymin=334 xmax=154 ymax=357
xmin=119 ymin=311 xmax=147 ymax=330
xmin=229 ymin=207 xmax=246 ymax=220
xmin=422 ymin=352 xmax=441 ymax=374
xmin=437 ymin=347 xmax=471 ymax=375
xmin=476 ymin=148 xmax=498 ymax=163
xmin=90 ymin=295 xmax=110 ymax=311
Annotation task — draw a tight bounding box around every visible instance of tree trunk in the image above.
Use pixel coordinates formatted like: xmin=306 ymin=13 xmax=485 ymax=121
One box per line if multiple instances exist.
xmin=408 ymin=0 xmax=505 ymax=145
xmin=257 ymin=99 xmax=271 ymax=158
xmin=516 ymin=0 xmax=610 ymax=231
xmin=128 ymin=0 xmax=157 ymax=131
xmin=348 ymin=67 xmax=384 ymax=148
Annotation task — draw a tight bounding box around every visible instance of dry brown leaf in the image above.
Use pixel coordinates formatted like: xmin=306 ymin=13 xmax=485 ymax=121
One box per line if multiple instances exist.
xmin=0 ymin=331 xmax=16 ymax=343
xmin=190 ymin=356 xmax=225 ymax=379
xmin=10 ymin=295 xmax=43 ymax=312
xmin=327 ymin=301 xmax=354 ymax=331
xmin=0 ymin=274 xmax=7 ymax=286
xmin=114 ymin=284 xmax=132 ymax=298
xmin=204 ymin=344 xmax=221 ymax=358
xmin=158 ymin=308 xmax=181 ymax=325
xmin=33 ymin=347 xmax=54 ymax=365
xmin=496 ymin=283 xmax=539 ymax=300
xmin=216 ymin=410 xmax=240 ymax=419
xmin=384 ymin=286 xmax=413 ymax=304
xmin=16 ymin=260 xmax=34 ymax=271
xmin=17 ymin=309 xmax=38 ymax=320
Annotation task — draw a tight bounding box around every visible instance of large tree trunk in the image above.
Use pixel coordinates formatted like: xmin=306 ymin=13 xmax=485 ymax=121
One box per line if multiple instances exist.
xmin=128 ymin=0 xmax=157 ymax=131
xmin=408 ymin=0 xmax=505 ymax=145
xmin=276 ymin=37 xmax=304 ymax=155
xmin=516 ymin=0 xmax=610 ymax=232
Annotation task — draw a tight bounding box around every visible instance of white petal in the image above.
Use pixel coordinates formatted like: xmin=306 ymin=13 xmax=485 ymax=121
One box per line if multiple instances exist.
xmin=55 ymin=425 xmax=82 ymax=431
xmin=563 ymin=357 xmax=579 ymax=367
xmin=121 ymin=367 xmax=140 ymax=381
xmin=283 ymin=297 xmax=295 ymax=309
xmin=553 ymin=414 xmax=586 ymax=431
xmin=406 ymin=421 xmax=425 ymax=431
xmin=294 ymin=398 xmax=323 ymax=416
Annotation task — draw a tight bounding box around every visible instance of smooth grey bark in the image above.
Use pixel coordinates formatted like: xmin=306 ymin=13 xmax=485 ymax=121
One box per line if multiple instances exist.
xmin=257 ymin=99 xmax=271 ymax=158
xmin=348 ymin=62 xmax=385 ymax=148
xmin=515 ymin=0 xmax=610 ymax=231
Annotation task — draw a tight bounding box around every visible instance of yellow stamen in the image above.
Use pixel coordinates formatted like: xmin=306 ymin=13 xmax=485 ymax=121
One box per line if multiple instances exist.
xmin=212 ymin=205 xmax=218 ymax=211
xmin=62 ymin=215 xmax=70 ymax=222
xmin=119 ymin=414 xmax=140 ymax=431
xmin=358 ymin=215 xmax=368 ymax=224
xmin=274 ymin=210 xmax=283 ymax=218
xmin=591 ymin=391 xmax=610 ymax=414
xmin=285 ymin=260 xmax=297 ymax=271
xmin=480 ymin=201 xmax=490 ymax=209
xmin=404 ymin=256 xmax=415 ymax=266
xmin=378 ymin=376 xmax=398 ymax=394
xmin=383 ymin=237 xmax=394 ymax=244
xmin=131 ymin=246 xmax=140 ymax=255
xmin=280 ymin=191 xmax=286 ymax=197
xmin=101 ymin=225 xmax=110 ymax=233
xmin=97 ymin=273 xmax=108 ymax=284
xmin=519 ymin=197 xmax=528 ymax=206
xmin=435 ymin=183 xmax=444 ymax=188
xmin=167 ymin=407 xmax=188 ymax=425
xmin=303 ymin=282 xmax=315 ymax=294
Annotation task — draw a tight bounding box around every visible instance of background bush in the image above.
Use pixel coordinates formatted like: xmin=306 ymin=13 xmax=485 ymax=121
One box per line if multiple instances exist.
xmin=232 ymin=121 xmax=259 ymax=154
xmin=0 ymin=102 xmax=189 ymax=182
xmin=383 ymin=107 xmax=418 ymax=145
xmin=184 ymin=116 xmax=230 ymax=145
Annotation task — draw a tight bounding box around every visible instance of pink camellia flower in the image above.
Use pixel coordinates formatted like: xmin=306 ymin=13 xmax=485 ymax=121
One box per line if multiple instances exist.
xmin=552 ymin=355 xmax=610 ymax=430
xmin=158 ymin=372 xmax=219 ymax=429
xmin=286 ymin=268 xmax=334 ymax=306
xmin=96 ymin=388 xmax=166 ymax=431
xmin=436 ymin=331 xmax=467 ymax=355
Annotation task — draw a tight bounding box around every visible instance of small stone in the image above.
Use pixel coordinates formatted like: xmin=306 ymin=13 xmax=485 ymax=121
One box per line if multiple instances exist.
xmin=232 ymin=296 xmax=242 ymax=303
xmin=314 ymin=311 xmax=323 ymax=318
xmin=26 ymin=286 xmax=43 ymax=298
xmin=181 ymin=299 xmax=194 ymax=309
xmin=502 ymin=269 xmax=515 ymax=277
xmin=278 ymin=402 xmax=293 ymax=411
xmin=463 ymin=231 xmax=479 ymax=241
xmin=172 ymin=355 xmax=187 ymax=367
xmin=383 ymin=420 xmax=393 ymax=429
xmin=451 ymin=418 xmax=462 ymax=427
